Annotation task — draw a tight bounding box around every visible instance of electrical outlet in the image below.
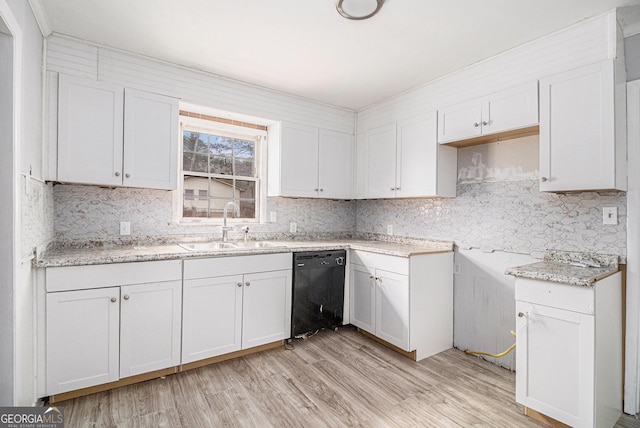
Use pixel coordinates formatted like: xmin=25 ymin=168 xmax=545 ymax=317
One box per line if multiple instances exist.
xmin=603 ymin=207 xmax=618 ymax=225
xmin=289 ymin=222 xmax=297 ymax=233
xmin=269 ymin=211 xmax=277 ymax=222
xmin=120 ymin=221 xmax=131 ymax=236
xmin=453 ymin=263 xmax=462 ymax=275
xmin=386 ymin=225 xmax=393 ymax=235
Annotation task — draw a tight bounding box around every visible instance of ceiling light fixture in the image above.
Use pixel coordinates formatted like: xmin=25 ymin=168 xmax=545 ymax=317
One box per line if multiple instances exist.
xmin=336 ymin=0 xmax=385 ymax=20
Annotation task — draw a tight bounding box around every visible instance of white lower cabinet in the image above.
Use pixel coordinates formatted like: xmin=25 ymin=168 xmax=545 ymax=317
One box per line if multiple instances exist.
xmin=515 ymin=273 xmax=622 ymax=428
xmin=182 ymin=253 xmax=292 ymax=364
xmin=350 ymin=250 xmax=453 ymax=361
xmin=46 ymin=287 xmax=120 ymax=395
xmin=119 ymin=281 xmax=182 ymax=378
xmin=44 ymin=260 xmax=182 ymax=396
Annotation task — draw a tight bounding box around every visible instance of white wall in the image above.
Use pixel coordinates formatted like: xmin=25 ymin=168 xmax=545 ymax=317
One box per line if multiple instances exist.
xmin=0 ymin=19 xmax=15 ymax=407
xmin=1 ymin=0 xmax=47 ymax=406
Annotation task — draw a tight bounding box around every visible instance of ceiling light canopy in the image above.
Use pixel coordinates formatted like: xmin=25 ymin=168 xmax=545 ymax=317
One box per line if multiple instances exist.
xmin=336 ymin=0 xmax=385 ymax=20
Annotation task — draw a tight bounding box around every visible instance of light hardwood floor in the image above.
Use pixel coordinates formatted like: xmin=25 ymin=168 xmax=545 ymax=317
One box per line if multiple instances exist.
xmin=55 ymin=327 xmax=640 ymax=427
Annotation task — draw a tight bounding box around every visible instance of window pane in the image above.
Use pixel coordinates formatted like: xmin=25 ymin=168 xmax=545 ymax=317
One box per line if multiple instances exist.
xmin=238 ymin=199 xmax=256 ymax=218
xmin=183 ymin=153 xmax=208 ymax=173
xmin=210 ymin=135 xmax=233 ymax=156
xmin=234 ymin=140 xmax=255 ymax=177
xmin=183 ymin=197 xmax=209 ymax=218
xmin=183 ymin=131 xmax=208 ymax=153
xmin=210 ymin=155 xmax=233 ymax=175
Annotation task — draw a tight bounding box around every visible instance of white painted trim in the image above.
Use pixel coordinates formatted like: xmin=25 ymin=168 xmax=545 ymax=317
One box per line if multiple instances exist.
xmin=625 ymin=79 xmax=640 ymax=415
xmin=623 ymin=21 xmax=640 ymax=38
xmin=26 ymin=0 xmax=50 ymax=36
xmin=0 ymin=0 xmax=23 ymax=406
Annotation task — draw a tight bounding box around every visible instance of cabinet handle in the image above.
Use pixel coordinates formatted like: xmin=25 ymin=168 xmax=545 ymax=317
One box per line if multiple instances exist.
xmin=517 ymin=312 xmax=525 ymax=317
xmin=237 ymin=282 xmax=243 ymax=288
xmin=110 ymin=297 xmax=117 ymax=303
xmin=245 ymin=281 xmax=251 ymax=287
xmin=473 ymin=122 xmax=480 ymax=128
xmin=125 ymin=173 xmax=131 ymax=178
xmin=540 ymin=177 xmax=548 ymax=182
xmin=123 ymin=295 xmax=130 ymax=300
xmin=114 ymin=172 xmax=121 ymax=177
xmin=482 ymin=121 xmax=488 ymax=126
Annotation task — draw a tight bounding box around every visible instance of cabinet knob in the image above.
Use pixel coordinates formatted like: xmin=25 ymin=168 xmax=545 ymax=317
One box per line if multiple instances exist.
xmin=110 ymin=297 xmax=117 ymax=303
xmin=473 ymin=122 xmax=480 ymax=128
xmin=319 ymin=188 xmax=323 ymax=192
xmin=125 ymin=173 xmax=131 ymax=178
xmin=245 ymin=281 xmax=251 ymax=287
xmin=314 ymin=188 xmax=319 ymax=192
xmin=237 ymin=282 xmax=243 ymax=288
xmin=114 ymin=172 xmax=121 ymax=177
xmin=482 ymin=121 xmax=488 ymax=126
xmin=123 ymin=295 xmax=130 ymax=300
xmin=517 ymin=312 xmax=525 ymax=317
xmin=390 ymin=187 xmax=395 ymax=191
xmin=540 ymin=176 xmax=548 ymax=182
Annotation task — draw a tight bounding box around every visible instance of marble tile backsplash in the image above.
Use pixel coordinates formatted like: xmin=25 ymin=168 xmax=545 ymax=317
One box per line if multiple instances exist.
xmin=22 ymin=179 xmax=54 ymax=259
xmin=53 ymin=185 xmax=356 ymax=241
xmin=356 ymin=180 xmax=627 ymax=259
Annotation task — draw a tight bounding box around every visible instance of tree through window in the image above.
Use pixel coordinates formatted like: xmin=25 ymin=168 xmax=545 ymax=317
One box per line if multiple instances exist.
xmin=181 ymin=129 xmax=259 ymax=220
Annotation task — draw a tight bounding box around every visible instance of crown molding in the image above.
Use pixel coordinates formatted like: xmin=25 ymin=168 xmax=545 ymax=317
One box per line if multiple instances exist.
xmin=27 ymin=0 xmax=51 ymax=36
xmin=624 ymin=21 xmax=640 ymax=38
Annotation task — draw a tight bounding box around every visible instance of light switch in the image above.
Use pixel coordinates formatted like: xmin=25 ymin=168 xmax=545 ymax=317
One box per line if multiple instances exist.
xmin=289 ymin=222 xmax=297 ymax=233
xmin=269 ymin=211 xmax=277 ymax=222
xmin=603 ymin=207 xmax=617 ymax=225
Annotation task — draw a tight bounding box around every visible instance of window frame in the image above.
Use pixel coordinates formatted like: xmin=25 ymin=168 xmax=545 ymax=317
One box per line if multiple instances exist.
xmin=174 ymin=115 xmax=268 ymax=225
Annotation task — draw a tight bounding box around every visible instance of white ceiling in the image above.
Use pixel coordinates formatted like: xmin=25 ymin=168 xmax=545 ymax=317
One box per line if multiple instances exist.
xmin=36 ymin=0 xmax=640 ymax=110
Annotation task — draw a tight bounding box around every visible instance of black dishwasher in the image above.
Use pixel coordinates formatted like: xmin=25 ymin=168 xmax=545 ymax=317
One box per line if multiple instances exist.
xmin=291 ymin=250 xmax=346 ymax=338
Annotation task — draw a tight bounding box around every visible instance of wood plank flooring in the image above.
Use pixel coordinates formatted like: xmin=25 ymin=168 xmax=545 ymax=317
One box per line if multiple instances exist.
xmin=55 ymin=327 xmax=640 ymax=427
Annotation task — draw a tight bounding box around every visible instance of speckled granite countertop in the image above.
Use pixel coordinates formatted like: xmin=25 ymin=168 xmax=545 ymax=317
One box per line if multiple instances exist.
xmin=36 ymin=238 xmax=453 ymax=268
xmin=505 ymin=250 xmax=619 ymax=287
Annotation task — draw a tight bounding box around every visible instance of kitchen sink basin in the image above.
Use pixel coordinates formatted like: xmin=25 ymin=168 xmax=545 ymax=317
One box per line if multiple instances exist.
xmin=231 ymin=241 xmax=282 ymax=248
xmin=178 ymin=242 xmax=237 ymax=251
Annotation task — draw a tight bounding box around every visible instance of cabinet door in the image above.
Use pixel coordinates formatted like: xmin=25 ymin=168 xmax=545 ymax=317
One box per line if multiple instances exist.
xmin=483 ymin=81 xmax=538 ymax=135
xmin=515 ymin=301 xmax=595 ymax=427
xmin=242 ymin=270 xmax=292 ymax=349
xmin=350 ymin=263 xmax=376 ymax=334
xmin=120 ymin=281 xmax=182 ymax=378
xmin=539 ymin=61 xmax=620 ymax=192
xmin=437 ymin=99 xmax=482 ymax=144
xmin=365 ymin=123 xmax=397 ymax=198
xmin=123 ymin=89 xmax=179 ymax=190
xmin=396 ymin=113 xmax=438 ymax=197
xmin=354 ymin=132 xmax=367 ymax=199
xmin=280 ymin=122 xmax=319 ymax=197
xmin=318 ymin=129 xmax=353 ymax=199
xmin=375 ymin=270 xmax=410 ymax=350
xmin=57 ymin=75 xmax=124 ymax=186
xmin=46 ymin=287 xmax=120 ymax=395
xmin=182 ymin=275 xmax=243 ymax=363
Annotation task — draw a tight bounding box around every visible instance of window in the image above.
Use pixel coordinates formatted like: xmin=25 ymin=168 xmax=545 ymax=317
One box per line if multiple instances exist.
xmin=179 ymin=116 xmax=266 ymax=223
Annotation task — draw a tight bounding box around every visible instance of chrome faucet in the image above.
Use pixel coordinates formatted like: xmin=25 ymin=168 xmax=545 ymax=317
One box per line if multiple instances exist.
xmin=222 ymin=201 xmax=240 ymax=242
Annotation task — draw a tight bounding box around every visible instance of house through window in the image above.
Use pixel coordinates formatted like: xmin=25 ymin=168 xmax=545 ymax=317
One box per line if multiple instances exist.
xmin=179 ymin=113 xmax=266 ymax=222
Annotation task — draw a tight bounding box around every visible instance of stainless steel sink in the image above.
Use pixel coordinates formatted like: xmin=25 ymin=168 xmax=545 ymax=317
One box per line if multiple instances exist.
xmin=229 ymin=241 xmax=282 ymax=248
xmin=178 ymin=242 xmax=237 ymax=251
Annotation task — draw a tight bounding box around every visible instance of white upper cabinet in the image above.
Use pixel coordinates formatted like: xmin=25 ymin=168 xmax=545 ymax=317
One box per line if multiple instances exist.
xmin=539 ymin=60 xmax=626 ymax=192
xmin=58 ymin=75 xmax=124 ymax=186
xmin=319 ymin=129 xmax=354 ymax=199
xmin=270 ymin=122 xmax=353 ymax=199
xmin=364 ymin=123 xmax=397 ymax=199
xmin=437 ymin=81 xmax=538 ymax=144
xmin=123 ymin=89 xmax=179 ymax=190
xmin=362 ymin=113 xmax=456 ymax=199
xmin=57 ymin=75 xmax=179 ymax=190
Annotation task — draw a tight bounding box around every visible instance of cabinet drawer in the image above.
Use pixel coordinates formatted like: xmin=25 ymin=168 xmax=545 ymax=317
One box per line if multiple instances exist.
xmin=46 ymin=260 xmax=183 ymax=292
xmin=350 ymin=250 xmax=408 ymax=275
xmin=515 ymin=278 xmax=594 ymax=314
xmin=184 ymin=253 xmax=292 ymax=280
